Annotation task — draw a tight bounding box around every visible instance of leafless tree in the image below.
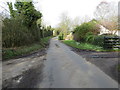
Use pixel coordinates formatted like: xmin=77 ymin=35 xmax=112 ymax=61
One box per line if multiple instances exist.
xmin=58 ymin=12 xmax=72 ymax=36
xmin=0 ymin=2 xmax=10 ymax=21
xmin=94 ymin=1 xmax=118 ymax=34
xmin=94 ymin=1 xmax=110 ymax=20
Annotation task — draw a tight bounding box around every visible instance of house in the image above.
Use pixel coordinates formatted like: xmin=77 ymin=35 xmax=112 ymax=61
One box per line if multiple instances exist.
xmin=99 ymin=25 xmax=120 ymax=36
xmin=65 ymin=32 xmax=73 ymax=40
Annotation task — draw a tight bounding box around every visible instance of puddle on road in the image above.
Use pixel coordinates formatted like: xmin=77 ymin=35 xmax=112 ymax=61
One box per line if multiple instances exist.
xmin=13 ymin=75 xmax=23 ymax=84
xmin=16 ymin=76 xmax=23 ymax=83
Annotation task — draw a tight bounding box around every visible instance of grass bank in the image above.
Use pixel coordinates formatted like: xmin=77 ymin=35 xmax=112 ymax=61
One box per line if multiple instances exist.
xmin=2 ymin=36 xmax=52 ymax=60
xmin=62 ymin=40 xmax=120 ymax=52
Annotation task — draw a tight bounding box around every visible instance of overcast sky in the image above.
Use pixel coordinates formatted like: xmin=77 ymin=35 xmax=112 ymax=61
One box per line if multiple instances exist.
xmin=34 ymin=0 xmax=119 ymax=27
xmin=0 ymin=0 xmax=119 ymax=27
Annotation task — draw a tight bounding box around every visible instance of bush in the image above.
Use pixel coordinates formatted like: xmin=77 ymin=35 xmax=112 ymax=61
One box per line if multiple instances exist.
xmin=3 ymin=37 xmax=51 ymax=60
xmin=92 ymin=35 xmax=119 ymax=49
xmin=73 ymin=21 xmax=100 ymax=42
xmin=58 ymin=33 xmax=64 ymax=40
xmin=85 ymin=32 xmax=96 ymax=43
xmin=2 ymin=18 xmax=34 ymax=48
xmin=2 ymin=17 xmax=53 ymax=48
xmin=44 ymin=29 xmax=53 ymax=37
xmin=92 ymin=35 xmax=105 ymax=47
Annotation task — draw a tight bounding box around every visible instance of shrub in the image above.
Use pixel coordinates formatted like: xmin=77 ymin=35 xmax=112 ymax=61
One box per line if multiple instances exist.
xmin=2 ymin=18 xmax=34 ymax=48
xmin=85 ymin=32 xmax=96 ymax=43
xmin=92 ymin=35 xmax=105 ymax=47
xmin=73 ymin=21 xmax=100 ymax=42
xmin=2 ymin=17 xmax=53 ymax=48
xmin=58 ymin=33 xmax=64 ymax=40
xmin=92 ymin=35 xmax=119 ymax=49
xmin=44 ymin=29 xmax=53 ymax=37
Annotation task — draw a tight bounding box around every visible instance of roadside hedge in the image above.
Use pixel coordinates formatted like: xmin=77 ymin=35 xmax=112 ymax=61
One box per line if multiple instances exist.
xmin=92 ymin=35 xmax=120 ymax=49
xmin=58 ymin=33 xmax=64 ymax=40
xmin=73 ymin=21 xmax=100 ymax=42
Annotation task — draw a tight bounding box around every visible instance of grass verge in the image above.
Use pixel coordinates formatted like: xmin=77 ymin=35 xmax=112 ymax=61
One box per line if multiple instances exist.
xmin=62 ymin=40 xmax=120 ymax=52
xmin=2 ymin=36 xmax=52 ymax=60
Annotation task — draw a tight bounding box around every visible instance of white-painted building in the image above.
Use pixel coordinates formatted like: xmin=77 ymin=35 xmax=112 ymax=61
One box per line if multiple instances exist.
xmin=99 ymin=25 xmax=120 ymax=36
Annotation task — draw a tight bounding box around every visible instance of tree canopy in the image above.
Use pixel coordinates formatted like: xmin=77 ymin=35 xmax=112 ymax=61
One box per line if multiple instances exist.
xmin=14 ymin=1 xmax=42 ymax=28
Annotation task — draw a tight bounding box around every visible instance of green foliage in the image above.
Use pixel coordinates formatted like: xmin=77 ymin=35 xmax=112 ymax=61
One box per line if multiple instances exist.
xmin=3 ymin=1 xmax=52 ymax=48
xmin=85 ymin=32 xmax=96 ymax=43
xmin=57 ymin=13 xmax=71 ymax=38
xmin=14 ymin=1 xmax=42 ymax=28
xmin=63 ymin=40 xmax=103 ymax=51
xmin=13 ymin=1 xmax=43 ymax=41
xmin=73 ymin=21 xmax=100 ymax=42
xmin=40 ymin=36 xmax=52 ymax=46
xmin=92 ymin=35 xmax=120 ymax=50
xmin=53 ymin=28 xmax=60 ymax=36
xmin=53 ymin=30 xmax=58 ymax=36
xmin=92 ymin=35 xmax=118 ymax=48
xmin=3 ymin=44 xmax=42 ymax=60
xmin=58 ymin=36 xmax=63 ymax=40
xmin=92 ymin=35 xmax=105 ymax=47
xmin=44 ymin=26 xmax=53 ymax=37
xmin=3 ymin=36 xmax=51 ymax=60
xmin=63 ymin=40 xmax=120 ymax=51
xmin=7 ymin=2 xmax=15 ymax=18
xmin=58 ymin=33 xmax=64 ymax=40
xmin=2 ymin=18 xmax=34 ymax=48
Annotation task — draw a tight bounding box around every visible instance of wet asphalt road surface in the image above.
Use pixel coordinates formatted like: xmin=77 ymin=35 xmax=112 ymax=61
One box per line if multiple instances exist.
xmin=71 ymin=47 xmax=119 ymax=83
xmin=2 ymin=37 xmax=119 ymax=88
xmin=38 ymin=37 xmax=118 ymax=88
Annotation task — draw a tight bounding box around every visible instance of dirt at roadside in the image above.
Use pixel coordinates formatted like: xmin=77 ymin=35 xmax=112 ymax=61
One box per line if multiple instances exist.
xmin=70 ymin=47 xmax=120 ymax=84
xmin=2 ymin=40 xmax=50 ymax=89
xmin=2 ymin=48 xmax=47 ymax=89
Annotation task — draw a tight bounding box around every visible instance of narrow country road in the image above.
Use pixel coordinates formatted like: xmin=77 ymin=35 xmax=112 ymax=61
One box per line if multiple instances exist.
xmin=38 ymin=37 xmax=118 ymax=88
xmin=3 ymin=37 xmax=118 ymax=88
